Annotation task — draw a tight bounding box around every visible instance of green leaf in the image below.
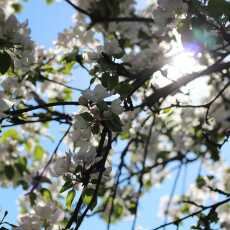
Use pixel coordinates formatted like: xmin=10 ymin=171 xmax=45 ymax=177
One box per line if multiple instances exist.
xmin=11 ymin=3 xmax=22 ymax=12
xmin=60 ymin=62 xmax=74 ymax=75
xmin=96 ymin=101 xmax=109 ymax=112
xmin=29 ymin=192 xmax=37 ymax=206
xmin=119 ymin=131 xmax=130 ymax=140
xmin=0 ymin=51 xmax=13 ymax=75
xmin=63 ymin=88 xmax=72 ymax=100
xmin=4 ymin=165 xmax=15 ymax=180
xmin=83 ymin=194 xmax=93 ymax=205
xmin=113 ymin=50 xmax=125 ymax=59
xmin=208 ymin=0 xmax=230 ymax=18
xmin=34 ymin=145 xmax=45 ymax=161
xmin=83 ymin=194 xmax=97 ymax=211
xmin=1 ymin=129 xmax=20 ymax=142
xmin=162 ymin=108 xmax=173 ymax=114
xmin=46 ymin=0 xmax=54 ymax=4
xmin=80 ymin=112 xmax=94 ymax=122
xmin=115 ymin=82 xmax=132 ymax=97
xmin=105 ymin=113 xmax=122 ymax=132
xmin=24 ymin=140 xmax=32 ymax=152
xmin=17 ymin=180 xmax=29 ymax=190
xmin=128 ymin=201 xmax=136 ymax=215
xmin=181 ymin=204 xmax=190 ymax=214
xmin=114 ymin=202 xmax=124 ymax=219
xmin=15 ymin=157 xmax=27 ymax=175
xmin=60 ymin=180 xmax=73 ymax=193
xmin=63 ymin=50 xmax=78 ymax=63
xmin=40 ymin=188 xmax=52 ymax=202
xmin=66 ymin=189 xmax=76 ymax=209
xmin=101 ymin=72 xmax=108 ymax=88
xmin=196 ymin=176 xmax=206 ymax=188
xmin=101 ymin=73 xmax=118 ymax=90
xmin=90 ymin=197 xmax=97 ymax=211
xmin=85 ymin=188 xmax=95 ymax=196
xmin=107 ymin=75 xmax=118 ymax=90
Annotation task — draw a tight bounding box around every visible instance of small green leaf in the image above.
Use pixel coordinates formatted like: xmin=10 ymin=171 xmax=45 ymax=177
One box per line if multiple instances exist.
xmin=113 ymin=50 xmax=125 ymax=59
xmin=128 ymin=201 xmax=136 ymax=215
xmin=1 ymin=129 xmax=20 ymax=142
xmin=101 ymin=72 xmax=108 ymax=88
xmin=96 ymin=101 xmax=109 ymax=112
xmin=107 ymin=75 xmax=118 ymax=90
xmin=120 ymin=131 xmax=130 ymax=140
xmin=63 ymin=88 xmax=72 ymax=100
xmin=90 ymin=197 xmax=97 ymax=211
xmin=114 ymin=202 xmax=124 ymax=218
xmin=80 ymin=112 xmax=94 ymax=122
xmin=66 ymin=189 xmax=76 ymax=209
xmin=40 ymin=188 xmax=52 ymax=202
xmin=29 ymin=192 xmax=37 ymax=206
xmin=105 ymin=113 xmax=122 ymax=132
xmin=4 ymin=165 xmax=15 ymax=180
xmin=24 ymin=140 xmax=32 ymax=152
xmin=181 ymin=204 xmax=190 ymax=214
xmin=15 ymin=157 xmax=27 ymax=175
xmin=85 ymin=188 xmax=95 ymax=196
xmin=11 ymin=3 xmax=22 ymax=12
xmin=60 ymin=180 xmax=73 ymax=193
xmin=83 ymin=193 xmax=97 ymax=211
xmin=46 ymin=0 xmax=54 ymax=4
xmin=61 ymin=62 xmax=74 ymax=75
xmin=17 ymin=180 xmax=29 ymax=190
xmin=0 ymin=51 xmax=13 ymax=75
xmin=115 ymin=82 xmax=133 ymax=97
xmin=208 ymin=0 xmax=230 ymax=18
xmin=162 ymin=108 xmax=173 ymax=114
xmin=83 ymin=194 xmax=93 ymax=205
xmin=196 ymin=176 xmax=206 ymax=188
xmin=34 ymin=145 xmax=45 ymax=161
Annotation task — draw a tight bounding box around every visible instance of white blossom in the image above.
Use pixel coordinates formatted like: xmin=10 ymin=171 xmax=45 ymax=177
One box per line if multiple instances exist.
xmin=74 ymin=145 xmax=97 ymax=164
xmin=50 ymin=155 xmax=71 ymax=177
xmin=92 ymin=84 xmax=109 ymax=102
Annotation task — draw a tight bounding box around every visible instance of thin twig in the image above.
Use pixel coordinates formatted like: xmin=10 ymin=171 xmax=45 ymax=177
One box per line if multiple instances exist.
xmin=152 ymin=196 xmax=230 ymax=230
xmin=107 ymin=139 xmax=134 ymax=230
xmin=27 ymin=124 xmax=72 ymax=194
xmin=64 ymin=0 xmax=91 ymax=16
xmin=163 ymin=163 xmax=183 ymax=230
xmin=132 ymin=119 xmax=155 ymax=230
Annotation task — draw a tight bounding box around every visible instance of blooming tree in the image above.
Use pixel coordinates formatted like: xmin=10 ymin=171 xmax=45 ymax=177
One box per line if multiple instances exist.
xmin=0 ymin=0 xmax=230 ymax=229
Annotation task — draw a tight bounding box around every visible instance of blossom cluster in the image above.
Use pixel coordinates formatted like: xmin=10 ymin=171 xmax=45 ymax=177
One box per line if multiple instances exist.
xmin=16 ymin=201 xmax=64 ymax=230
xmin=0 ymin=8 xmax=34 ymax=72
xmin=49 ymin=85 xmax=122 ymax=198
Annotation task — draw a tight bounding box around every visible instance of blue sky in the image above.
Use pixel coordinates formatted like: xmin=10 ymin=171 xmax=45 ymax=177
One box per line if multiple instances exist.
xmin=0 ymin=1 xmax=229 ymax=230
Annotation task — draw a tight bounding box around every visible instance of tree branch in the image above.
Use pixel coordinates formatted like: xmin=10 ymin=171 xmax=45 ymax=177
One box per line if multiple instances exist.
xmin=142 ymin=61 xmax=230 ymax=108
xmin=152 ymin=196 xmax=230 ymax=230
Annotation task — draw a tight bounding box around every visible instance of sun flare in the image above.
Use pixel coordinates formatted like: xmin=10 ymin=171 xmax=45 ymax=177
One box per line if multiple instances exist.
xmin=167 ymin=46 xmax=204 ymax=81
xmin=171 ymin=52 xmax=199 ymax=75
xmin=153 ymin=36 xmax=209 ymax=104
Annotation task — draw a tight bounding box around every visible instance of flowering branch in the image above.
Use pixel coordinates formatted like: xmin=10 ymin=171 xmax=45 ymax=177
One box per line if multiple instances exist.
xmin=152 ymin=196 xmax=230 ymax=230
